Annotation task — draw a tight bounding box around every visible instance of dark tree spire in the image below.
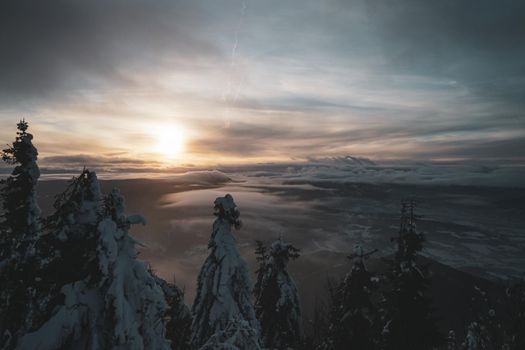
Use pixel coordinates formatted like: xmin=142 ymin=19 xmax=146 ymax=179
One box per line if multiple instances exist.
xmin=0 ymin=119 xmax=41 ymax=250
xmin=381 ymin=200 xmax=443 ymax=350
xmin=254 ymin=237 xmax=302 ymax=349
xmin=0 ymin=120 xmax=42 ymax=347
xmin=321 ymin=245 xmax=380 ymax=350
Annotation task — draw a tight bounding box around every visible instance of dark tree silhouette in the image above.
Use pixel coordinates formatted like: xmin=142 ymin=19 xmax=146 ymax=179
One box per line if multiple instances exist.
xmin=503 ymin=280 xmax=525 ymax=350
xmin=154 ymin=274 xmax=192 ymax=350
xmin=461 ymin=285 xmax=506 ymax=350
xmin=254 ymin=237 xmax=302 ymax=349
xmin=381 ymin=200 xmax=443 ymax=350
xmin=0 ymin=119 xmax=41 ymax=239
xmin=0 ymin=120 xmax=41 ymax=347
xmin=321 ymin=246 xmax=380 ymax=350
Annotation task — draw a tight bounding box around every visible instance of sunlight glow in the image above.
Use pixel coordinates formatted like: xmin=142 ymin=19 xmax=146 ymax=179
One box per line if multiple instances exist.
xmin=155 ymin=126 xmax=186 ymax=159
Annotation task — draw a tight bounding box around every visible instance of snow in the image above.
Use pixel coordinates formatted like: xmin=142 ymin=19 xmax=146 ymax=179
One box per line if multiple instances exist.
xmin=20 ymin=128 xmax=42 ymax=234
xmin=17 ymin=173 xmax=171 ymax=350
xmin=199 ymin=316 xmax=261 ymax=350
xmin=18 ymin=282 xmax=94 ymax=350
xmin=191 ymin=194 xmax=260 ymax=349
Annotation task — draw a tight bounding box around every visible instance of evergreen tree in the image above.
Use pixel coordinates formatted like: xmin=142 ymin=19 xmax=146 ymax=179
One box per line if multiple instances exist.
xmin=198 ymin=316 xmax=261 ymax=350
xmin=503 ymin=279 xmax=525 ymax=350
xmin=321 ymin=245 xmax=380 ymax=350
xmin=191 ymin=194 xmax=261 ymax=349
xmin=0 ymin=119 xmax=41 ymax=245
xmin=0 ymin=120 xmax=42 ymax=347
xmin=253 ymin=237 xmax=302 ymax=349
xmin=302 ymin=297 xmax=330 ymax=350
xmin=22 ymin=170 xmax=104 ymax=344
xmin=39 ymin=169 xmax=102 ymax=288
xmin=154 ymin=274 xmax=192 ymax=350
xmin=381 ymin=200 xmax=442 ymax=350
xmin=17 ymin=175 xmax=171 ymax=349
xmin=253 ymin=239 xmax=269 ymax=302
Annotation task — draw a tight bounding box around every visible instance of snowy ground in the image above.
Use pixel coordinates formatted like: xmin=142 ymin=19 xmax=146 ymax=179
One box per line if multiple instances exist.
xmin=36 ymin=163 xmax=525 ymax=312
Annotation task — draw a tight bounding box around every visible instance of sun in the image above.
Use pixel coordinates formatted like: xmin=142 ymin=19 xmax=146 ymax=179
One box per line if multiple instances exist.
xmin=155 ymin=126 xmax=186 ymax=159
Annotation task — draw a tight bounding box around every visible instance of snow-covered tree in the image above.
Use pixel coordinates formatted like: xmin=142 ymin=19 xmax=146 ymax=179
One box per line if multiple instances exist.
xmin=191 ymin=194 xmax=261 ymax=350
xmin=18 ymin=170 xmax=104 ymax=344
xmin=199 ymin=316 xmax=261 ymax=350
xmin=38 ymin=169 xmax=103 ymax=285
xmin=0 ymin=119 xmax=41 ymax=245
xmin=17 ymin=175 xmax=171 ymax=350
xmin=321 ymin=245 xmax=380 ymax=350
xmin=381 ymin=200 xmax=442 ymax=350
xmin=0 ymin=120 xmax=42 ymax=347
xmin=253 ymin=237 xmax=302 ymax=349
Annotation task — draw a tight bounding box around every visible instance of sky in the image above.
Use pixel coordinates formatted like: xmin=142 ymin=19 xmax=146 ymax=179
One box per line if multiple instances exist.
xmin=0 ymin=0 xmax=524 ymax=171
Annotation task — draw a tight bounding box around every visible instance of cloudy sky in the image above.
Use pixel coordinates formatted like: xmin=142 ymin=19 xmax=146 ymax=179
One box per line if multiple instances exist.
xmin=1 ymin=0 xmax=524 ymax=169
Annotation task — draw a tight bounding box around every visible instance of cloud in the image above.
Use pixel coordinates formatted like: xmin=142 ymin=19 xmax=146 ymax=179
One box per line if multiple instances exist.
xmin=0 ymin=0 xmax=523 ymax=164
xmin=0 ymin=0 xmax=220 ymax=106
xmin=241 ymin=158 xmax=525 ymax=188
xmin=40 ymin=154 xmax=157 ymax=166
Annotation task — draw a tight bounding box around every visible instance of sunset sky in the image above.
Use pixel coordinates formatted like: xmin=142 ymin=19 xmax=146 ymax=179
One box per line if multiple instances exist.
xmin=1 ymin=0 xmax=524 ymax=170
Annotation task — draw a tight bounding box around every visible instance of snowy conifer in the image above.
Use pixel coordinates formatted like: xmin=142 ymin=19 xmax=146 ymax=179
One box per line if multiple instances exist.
xmin=20 ymin=170 xmax=104 ymax=344
xmin=18 ymin=175 xmax=171 ymax=349
xmin=191 ymin=194 xmax=261 ymax=349
xmin=253 ymin=238 xmax=302 ymax=349
xmin=381 ymin=200 xmax=442 ymax=350
xmin=0 ymin=119 xmax=41 ymax=244
xmin=39 ymin=169 xmax=102 ymax=283
xmin=0 ymin=120 xmax=42 ymax=347
xmin=321 ymin=245 xmax=380 ymax=350
xmin=198 ymin=315 xmax=261 ymax=350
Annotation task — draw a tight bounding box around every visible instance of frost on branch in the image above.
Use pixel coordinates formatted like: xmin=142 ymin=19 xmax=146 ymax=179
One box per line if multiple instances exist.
xmin=199 ymin=316 xmax=261 ymax=350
